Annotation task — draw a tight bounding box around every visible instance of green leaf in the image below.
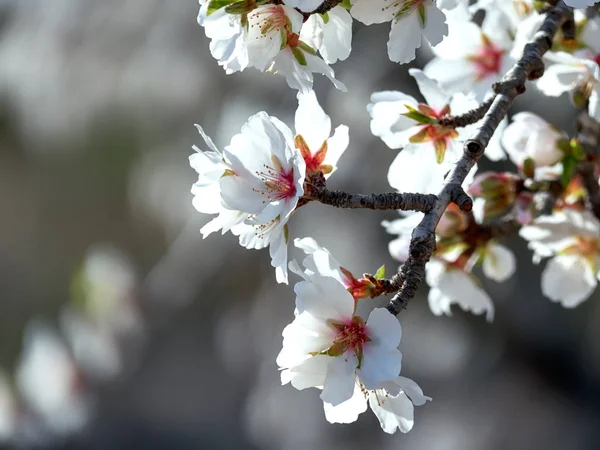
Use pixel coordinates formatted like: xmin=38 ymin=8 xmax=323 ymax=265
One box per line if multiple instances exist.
xmin=561 ymin=156 xmax=577 ymax=187
xmin=418 ymin=3 xmax=426 ymax=25
xmin=224 ymin=0 xmax=253 ymax=15
xmin=207 ymin=0 xmax=237 ymax=15
xmin=339 ymin=0 xmax=352 ymax=9
xmin=571 ymin=139 xmax=586 ymax=160
xmin=299 ymin=40 xmax=317 ymax=55
xmin=401 ymin=104 xmax=436 ymax=124
xmin=523 ymin=157 xmax=536 ymax=179
xmin=374 ymin=265 xmax=386 ymax=280
xmin=291 ymin=47 xmax=307 ymax=66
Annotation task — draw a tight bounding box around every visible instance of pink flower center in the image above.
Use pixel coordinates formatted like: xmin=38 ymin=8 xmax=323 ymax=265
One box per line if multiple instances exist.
xmin=327 ymin=316 xmax=371 ymax=366
xmin=468 ymin=34 xmax=504 ymax=80
xmin=249 ymin=5 xmax=290 ymax=37
xmin=594 ymin=54 xmax=600 ymax=68
xmin=254 ymin=161 xmax=297 ymax=203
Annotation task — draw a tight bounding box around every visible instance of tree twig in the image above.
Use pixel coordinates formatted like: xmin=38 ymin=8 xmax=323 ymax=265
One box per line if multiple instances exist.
xmin=386 ymin=1 xmax=573 ymax=316
xmin=438 ymin=97 xmax=495 ymax=128
xmin=310 ymin=189 xmax=437 ymax=212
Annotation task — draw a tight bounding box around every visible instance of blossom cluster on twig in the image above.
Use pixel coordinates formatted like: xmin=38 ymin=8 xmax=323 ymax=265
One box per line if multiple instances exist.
xmin=192 ymin=0 xmax=600 ymax=434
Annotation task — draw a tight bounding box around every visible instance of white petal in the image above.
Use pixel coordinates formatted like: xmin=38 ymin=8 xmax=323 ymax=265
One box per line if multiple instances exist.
xmin=395 ymin=376 xmax=431 ymax=406
xmin=408 ymin=68 xmax=450 ymax=111
xmin=366 ymin=308 xmax=402 ymax=350
xmin=295 ymin=90 xmax=332 ymax=151
xmin=323 ymin=383 xmax=368 ymax=424
xmin=541 ymin=255 xmax=597 ymax=308
xmin=321 ymin=356 xmax=356 ymax=406
xmin=483 ymin=242 xmax=516 ymax=282
xmin=369 ymin=391 xmax=415 ymax=434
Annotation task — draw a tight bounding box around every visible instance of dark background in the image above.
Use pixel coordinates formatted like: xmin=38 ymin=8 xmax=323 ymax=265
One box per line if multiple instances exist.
xmin=0 ymin=1 xmax=599 ymax=449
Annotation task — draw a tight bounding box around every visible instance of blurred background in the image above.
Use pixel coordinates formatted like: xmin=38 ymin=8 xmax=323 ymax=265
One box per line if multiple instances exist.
xmin=0 ymin=1 xmax=600 ymax=449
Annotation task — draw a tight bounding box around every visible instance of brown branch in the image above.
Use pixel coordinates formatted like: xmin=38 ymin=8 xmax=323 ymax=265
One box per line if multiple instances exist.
xmin=437 ymin=97 xmax=494 ymax=128
xmin=386 ymin=1 xmax=573 ymax=316
xmin=576 ymin=110 xmax=600 ymax=220
xmin=311 ymin=189 xmax=437 ymax=212
xmin=301 ymin=172 xmax=437 ymax=212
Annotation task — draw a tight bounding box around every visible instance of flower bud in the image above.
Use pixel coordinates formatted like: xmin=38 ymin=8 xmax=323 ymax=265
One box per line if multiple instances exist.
xmin=468 ymin=172 xmax=520 ymax=218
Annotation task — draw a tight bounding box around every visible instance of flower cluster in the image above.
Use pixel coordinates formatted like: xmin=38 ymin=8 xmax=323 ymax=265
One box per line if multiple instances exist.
xmin=192 ymin=0 xmax=600 ymax=435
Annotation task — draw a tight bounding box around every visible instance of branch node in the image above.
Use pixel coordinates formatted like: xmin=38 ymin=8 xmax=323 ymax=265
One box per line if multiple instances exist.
xmin=449 ymin=184 xmax=473 ymax=212
xmin=465 ymin=139 xmax=485 ymax=158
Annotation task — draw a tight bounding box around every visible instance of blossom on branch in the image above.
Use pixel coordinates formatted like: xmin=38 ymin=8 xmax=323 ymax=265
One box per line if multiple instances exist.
xmin=279 ymin=238 xmax=428 ymax=432
xmin=520 ymin=209 xmax=600 ymax=307
xmin=190 ymin=91 xmax=349 ymax=283
xmin=351 ymin=0 xmax=448 ymax=64
xmin=299 ymin=6 xmax=353 ymax=64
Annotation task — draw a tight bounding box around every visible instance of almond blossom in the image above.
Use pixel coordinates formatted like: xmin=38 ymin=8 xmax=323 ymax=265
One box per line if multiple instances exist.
xmin=536 ymin=51 xmax=600 ymax=121
xmin=424 ymin=11 xmax=515 ymax=99
xmin=248 ymin=4 xmax=346 ymax=92
xmin=425 ymin=258 xmax=496 ymax=321
xmin=351 ymin=0 xmax=448 ymax=64
xmin=190 ymin=92 xmax=349 ymax=283
xmin=197 ymin=0 xmax=249 ymax=74
xmin=190 ymin=112 xmax=305 ymax=284
xmin=197 ymin=2 xmax=345 ymax=92
xmin=278 ymin=239 xmax=404 ymax=406
xmin=501 ymin=112 xmax=564 ymax=170
xmin=369 ymin=69 xmax=501 ymax=195
xmin=299 ymin=6 xmax=353 ymax=64
xmin=294 ymin=90 xmax=349 ymax=178
xmin=520 ymin=209 xmax=600 ymax=307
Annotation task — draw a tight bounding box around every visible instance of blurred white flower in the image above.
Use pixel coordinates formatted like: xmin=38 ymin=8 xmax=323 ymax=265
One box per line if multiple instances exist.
xmin=426 ymin=258 xmax=496 ymax=321
xmin=16 ymin=322 xmax=90 ymax=436
xmin=0 ymin=371 xmax=16 ymax=443
xmin=520 ymin=209 xmax=600 ymax=307
xmin=501 ymin=112 xmax=564 ymax=170
xmin=424 ymin=14 xmax=514 ymax=99
xmin=351 ymin=0 xmax=448 ymax=64
xmin=537 ymin=51 xmax=600 ymax=121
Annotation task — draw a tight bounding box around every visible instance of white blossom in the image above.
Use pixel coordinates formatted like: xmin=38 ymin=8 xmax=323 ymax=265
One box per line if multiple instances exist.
xmin=197 ymin=0 xmax=249 ymax=74
xmin=426 ymin=258 xmax=496 ymax=321
xmin=294 ymin=90 xmax=349 ymax=178
xmin=520 ymin=209 xmax=600 ymax=307
xmin=247 ymin=4 xmax=346 ymax=92
xmin=278 ymin=239 xmax=403 ymax=406
xmin=501 ymin=112 xmax=564 ymax=169
xmin=424 ymin=13 xmax=515 ymax=98
xmin=190 ymin=113 xmax=305 ymax=284
xmin=537 ymin=51 xmax=600 ymax=121
xmin=16 ymin=322 xmax=91 ymax=435
xmin=351 ymin=0 xmax=448 ymax=64
xmin=369 ymin=69 xmax=475 ymax=194
xmin=299 ymin=6 xmax=353 ymax=64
